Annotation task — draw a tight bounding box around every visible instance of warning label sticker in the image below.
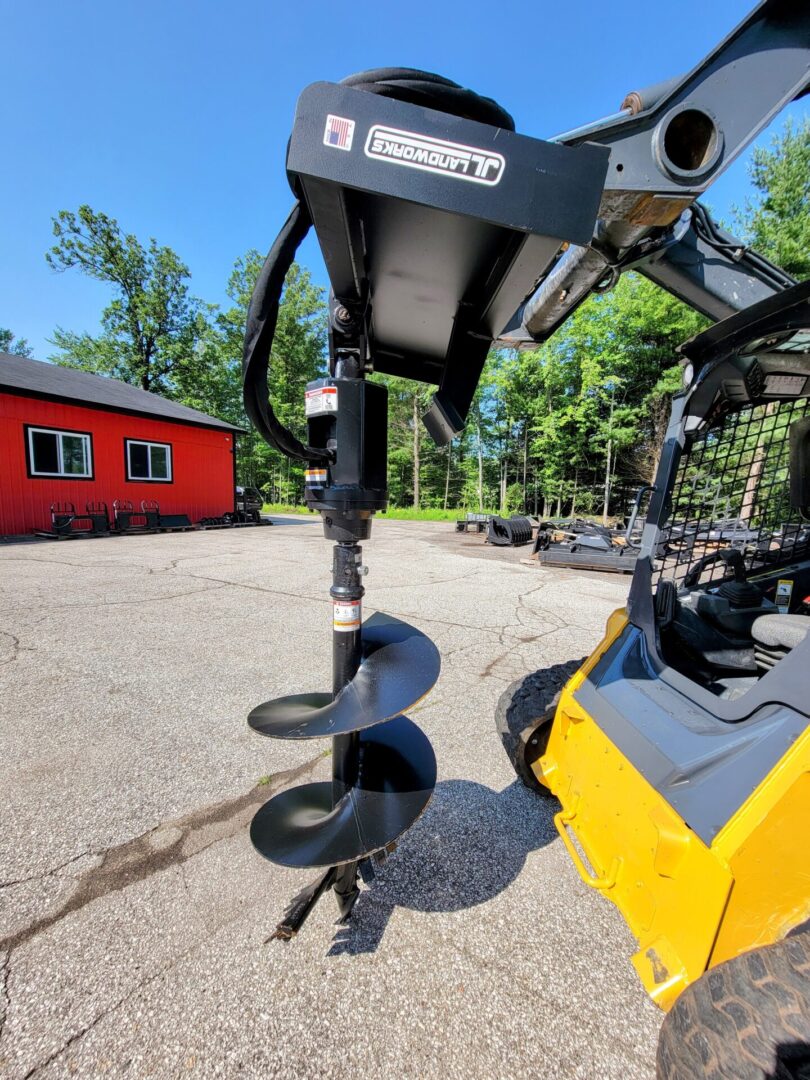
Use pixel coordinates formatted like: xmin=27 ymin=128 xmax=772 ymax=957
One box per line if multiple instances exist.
xmin=305 ymin=386 xmax=338 ymax=417
xmin=776 ymin=579 xmax=794 ymax=615
xmin=305 ymin=468 xmax=328 ymax=485
xmin=333 ymin=600 xmax=361 ymax=632
xmin=764 ymin=374 xmax=807 ymax=396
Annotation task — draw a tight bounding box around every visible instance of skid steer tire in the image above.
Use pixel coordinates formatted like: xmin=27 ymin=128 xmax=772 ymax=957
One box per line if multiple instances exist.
xmin=656 ymin=931 xmax=810 ymax=1080
xmin=495 ymin=658 xmax=585 ymax=794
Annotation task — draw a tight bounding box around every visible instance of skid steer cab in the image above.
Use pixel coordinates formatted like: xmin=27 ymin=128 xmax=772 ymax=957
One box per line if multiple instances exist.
xmin=497 ymin=281 xmax=810 ymax=1075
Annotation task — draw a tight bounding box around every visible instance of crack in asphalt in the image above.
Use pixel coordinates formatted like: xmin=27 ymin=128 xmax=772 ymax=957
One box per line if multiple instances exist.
xmin=93 ymin=583 xmax=228 ymax=607
xmin=0 ymin=556 xmax=90 ymax=570
xmin=0 ymin=745 xmax=325 ymax=1074
xmin=0 ymin=752 xmax=326 ymax=954
xmin=1 ymin=583 xmax=228 ymax=618
xmin=142 ymin=550 xmax=249 ymax=577
xmin=0 ymin=951 xmax=8 ymax=1045
xmin=0 ymin=850 xmax=96 ymax=890
xmin=476 ymin=580 xmax=570 ymax=680
xmin=0 ymin=633 xmax=20 ymax=666
xmin=18 ymin=907 xmax=247 ymax=1079
xmin=176 ymin=569 xmax=332 ymax=608
xmin=370 ymin=568 xmax=490 ymax=592
xmin=439 ymin=931 xmax=653 ymax=1065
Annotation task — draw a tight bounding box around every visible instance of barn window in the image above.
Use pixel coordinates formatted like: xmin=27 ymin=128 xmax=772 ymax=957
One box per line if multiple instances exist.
xmin=125 ymin=439 xmax=172 ymax=482
xmin=26 ymin=427 xmax=92 ymax=478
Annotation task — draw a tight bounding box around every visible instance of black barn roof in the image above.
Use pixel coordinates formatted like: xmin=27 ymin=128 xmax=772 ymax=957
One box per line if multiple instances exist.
xmin=0 ymin=353 xmax=244 ymax=433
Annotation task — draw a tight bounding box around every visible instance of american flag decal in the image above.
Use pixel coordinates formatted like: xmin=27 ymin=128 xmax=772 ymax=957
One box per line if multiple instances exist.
xmin=323 ymin=114 xmax=355 ymax=151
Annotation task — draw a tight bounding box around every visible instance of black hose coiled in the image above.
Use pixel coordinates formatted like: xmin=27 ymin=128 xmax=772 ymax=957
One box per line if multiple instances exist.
xmin=338 ymin=68 xmax=514 ymax=131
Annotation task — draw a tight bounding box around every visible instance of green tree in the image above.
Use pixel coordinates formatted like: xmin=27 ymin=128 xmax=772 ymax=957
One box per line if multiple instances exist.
xmin=372 ymin=375 xmax=433 ymax=508
xmin=363 ymin=268 xmax=704 ymax=518
xmin=464 ymin=372 xmax=497 ymax=512
xmin=0 ymin=329 xmax=33 ymax=357
xmin=734 ymin=117 xmax=810 ymax=280
xmin=46 ymin=205 xmax=201 ymax=392
xmin=504 ymin=482 xmax=524 ymax=514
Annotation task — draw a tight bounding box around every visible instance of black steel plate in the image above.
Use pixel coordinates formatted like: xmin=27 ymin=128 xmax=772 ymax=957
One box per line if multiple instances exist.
xmin=539 ymin=550 xmax=638 ymax=574
xmin=287 ymin=82 xmax=609 ymax=389
xmin=249 ymin=715 xmax=437 ymax=867
xmin=247 ymin=612 xmax=440 ymax=739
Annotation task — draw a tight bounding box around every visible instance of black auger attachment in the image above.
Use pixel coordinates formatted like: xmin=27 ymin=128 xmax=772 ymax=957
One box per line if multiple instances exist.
xmin=241 ymin=66 xmax=608 ymax=938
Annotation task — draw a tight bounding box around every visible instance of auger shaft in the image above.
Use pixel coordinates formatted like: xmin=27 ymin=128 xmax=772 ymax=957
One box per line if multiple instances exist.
xmin=265 ymin=544 xmax=365 ymax=939
xmin=331 ymin=541 xmax=365 ymax=796
xmin=329 ymin=540 xmax=366 ymax=918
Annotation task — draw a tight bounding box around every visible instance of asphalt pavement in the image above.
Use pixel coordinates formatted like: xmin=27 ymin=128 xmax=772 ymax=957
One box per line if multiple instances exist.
xmin=0 ymin=519 xmax=661 ymax=1079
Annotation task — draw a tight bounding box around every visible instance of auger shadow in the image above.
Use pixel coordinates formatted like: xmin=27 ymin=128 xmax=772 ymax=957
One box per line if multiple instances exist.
xmin=327 ymin=777 xmax=558 ymax=955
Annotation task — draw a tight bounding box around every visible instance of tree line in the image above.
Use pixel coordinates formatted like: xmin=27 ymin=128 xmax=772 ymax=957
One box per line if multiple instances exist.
xmin=3 ymin=118 xmax=807 ymax=517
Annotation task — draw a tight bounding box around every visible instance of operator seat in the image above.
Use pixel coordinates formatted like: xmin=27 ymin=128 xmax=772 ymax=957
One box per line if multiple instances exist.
xmin=751 ymin=614 xmax=810 ymax=671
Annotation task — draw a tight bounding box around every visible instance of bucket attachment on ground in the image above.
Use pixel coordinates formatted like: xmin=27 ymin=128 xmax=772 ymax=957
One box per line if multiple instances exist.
xmin=530 ymin=487 xmax=652 ymax=573
xmin=456 ymin=513 xmax=490 ymax=533
xmin=487 ymin=516 xmax=534 ymax=546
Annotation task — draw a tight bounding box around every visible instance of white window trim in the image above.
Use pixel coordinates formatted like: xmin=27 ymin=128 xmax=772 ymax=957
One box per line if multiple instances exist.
xmin=27 ymin=426 xmax=92 ymax=478
xmin=125 ymin=439 xmax=173 ymax=482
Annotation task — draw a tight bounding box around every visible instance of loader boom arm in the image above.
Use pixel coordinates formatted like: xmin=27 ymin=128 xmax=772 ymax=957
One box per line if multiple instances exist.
xmin=507 ymin=0 xmax=810 ymax=345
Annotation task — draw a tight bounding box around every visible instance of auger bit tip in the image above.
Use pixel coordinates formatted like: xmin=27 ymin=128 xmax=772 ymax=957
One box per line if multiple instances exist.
xmin=267 ymin=925 xmax=297 ymax=943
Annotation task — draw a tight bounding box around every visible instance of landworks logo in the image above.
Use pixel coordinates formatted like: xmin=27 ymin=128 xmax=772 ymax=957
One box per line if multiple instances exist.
xmin=364 ymin=125 xmax=505 ymax=186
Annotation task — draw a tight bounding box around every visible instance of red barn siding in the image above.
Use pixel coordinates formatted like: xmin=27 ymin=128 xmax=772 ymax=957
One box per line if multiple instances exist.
xmin=0 ymin=392 xmax=237 ymax=535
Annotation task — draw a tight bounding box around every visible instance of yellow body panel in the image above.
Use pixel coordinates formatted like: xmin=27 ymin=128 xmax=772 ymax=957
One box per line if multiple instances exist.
xmin=711 ymin=732 xmax=810 ymax=963
xmin=537 ymin=608 xmax=810 ymax=1010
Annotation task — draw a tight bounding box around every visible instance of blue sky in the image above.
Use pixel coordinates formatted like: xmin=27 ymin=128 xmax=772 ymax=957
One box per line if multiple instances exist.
xmin=2 ymin=0 xmax=806 ymax=358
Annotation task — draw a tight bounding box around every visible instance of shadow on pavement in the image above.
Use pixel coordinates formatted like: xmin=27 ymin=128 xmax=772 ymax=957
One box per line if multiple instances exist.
xmin=328 ymin=777 xmax=558 ymax=955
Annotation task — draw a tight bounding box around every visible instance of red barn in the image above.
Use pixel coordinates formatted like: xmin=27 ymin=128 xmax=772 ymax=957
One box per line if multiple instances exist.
xmin=0 ymin=352 xmax=243 ymax=537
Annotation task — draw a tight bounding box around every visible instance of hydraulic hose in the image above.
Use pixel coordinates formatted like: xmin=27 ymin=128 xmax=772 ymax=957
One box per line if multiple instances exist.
xmin=242 ymin=69 xmax=514 ymax=462
xmin=242 ymin=200 xmax=330 ymax=462
xmin=691 ymin=203 xmax=795 ymax=292
xmin=338 ymin=68 xmax=514 ymax=130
